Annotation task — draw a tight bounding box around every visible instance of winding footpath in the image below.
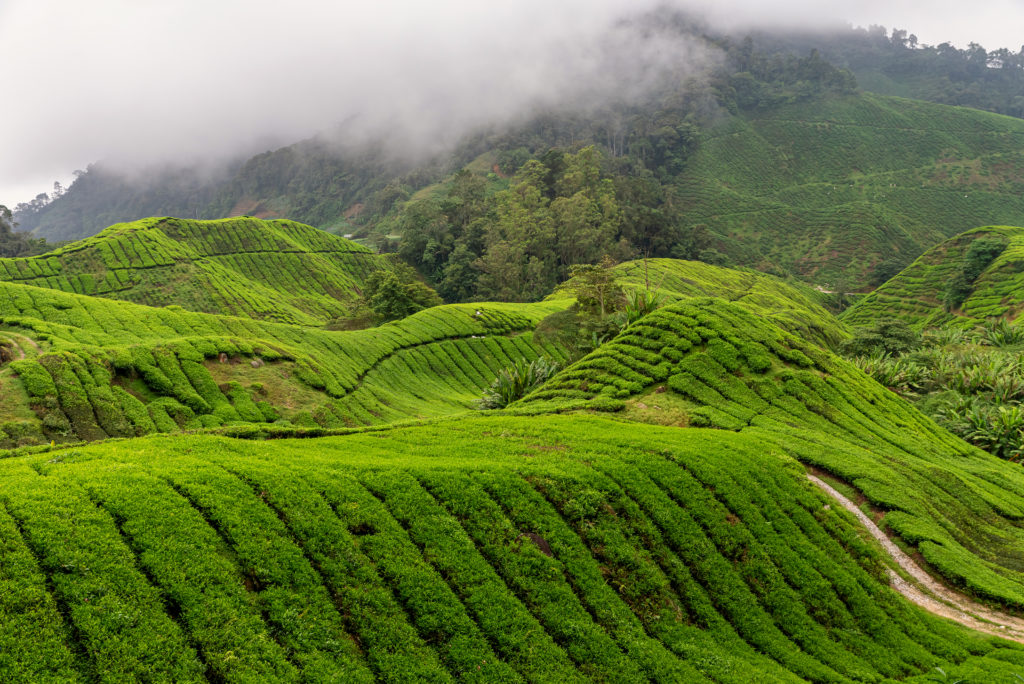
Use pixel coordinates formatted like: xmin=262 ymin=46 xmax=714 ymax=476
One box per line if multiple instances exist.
xmin=808 ymin=474 xmax=1024 ymax=644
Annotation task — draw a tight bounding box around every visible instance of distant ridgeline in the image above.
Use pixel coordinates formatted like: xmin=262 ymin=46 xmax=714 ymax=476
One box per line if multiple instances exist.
xmin=842 ymin=225 xmax=1024 ymax=329
xmin=677 ymin=93 xmax=1024 ymax=286
xmin=0 ymin=216 xmax=390 ymax=325
xmin=18 ymin=90 xmax=1024 ymax=297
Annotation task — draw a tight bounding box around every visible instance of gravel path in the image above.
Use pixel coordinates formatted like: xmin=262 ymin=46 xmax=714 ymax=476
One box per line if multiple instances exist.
xmin=808 ymin=474 xmax=1024 ymax=643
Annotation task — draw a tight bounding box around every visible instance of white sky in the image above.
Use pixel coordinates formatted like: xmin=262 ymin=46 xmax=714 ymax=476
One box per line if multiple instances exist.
xmin=1 ymin=0 xmax=1021 ymax=209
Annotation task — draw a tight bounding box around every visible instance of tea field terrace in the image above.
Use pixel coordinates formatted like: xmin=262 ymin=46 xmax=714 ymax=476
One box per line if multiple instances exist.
xmin=4 ymin=415 xmax=1024 ymax=682
xmin=0 ymin=216 xmax=392 ymax=325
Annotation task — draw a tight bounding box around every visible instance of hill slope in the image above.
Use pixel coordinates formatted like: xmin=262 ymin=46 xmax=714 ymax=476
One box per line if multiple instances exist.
xmin=522 ymin=298 xmax=1024 ymax=613
xmin=0 ymin=216 xmax=391 ymax=325
xmin=842 ymin=224 xmax=1024 ymax=329
xmin=677 ymin=93 xmax=1024 ymax=286
xmin=0 ymin=279 xmax=567 ymax=446
xmin=5 ymin=415 xmax=1024 ymax=682
xmin=575 ymin=258 xmax=844 ymax=347
xmin=0 ymin=256 xmax=843 ymax=448
xmin=7 ymin=293 xmax=1024 ymax=680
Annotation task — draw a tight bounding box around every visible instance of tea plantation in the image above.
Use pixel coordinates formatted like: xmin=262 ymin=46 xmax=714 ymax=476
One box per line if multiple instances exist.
xmin=0 ymin=216 xmax=392 ymax=325
xmin=0 ymin=279 xmax=569 ymax=445
xmin=843 ymin=225 xmax=1024 ymax=329
xmin=6 ymin=416 xmax=1024 ymax=683
xmin=7 ymin=223 xmax=1024 ymax=681
xmin=679 ymin=94 xmax=1024 ymax=286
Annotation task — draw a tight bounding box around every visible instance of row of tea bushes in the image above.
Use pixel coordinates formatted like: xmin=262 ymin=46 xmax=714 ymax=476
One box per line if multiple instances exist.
xmin=2 ymin=415 xmax=1023 ymax=681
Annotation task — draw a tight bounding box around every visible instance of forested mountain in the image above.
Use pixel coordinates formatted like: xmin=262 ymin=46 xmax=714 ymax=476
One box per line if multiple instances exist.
xmin=15 ymin=20 xmax=1024 ymax=301
xmin=751 ymin=25 xmax=1024 ymax=118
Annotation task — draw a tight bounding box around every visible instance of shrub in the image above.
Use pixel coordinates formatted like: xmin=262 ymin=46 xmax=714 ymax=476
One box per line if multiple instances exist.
xmin=478 ymin=357 xmax=560 ymax=409
xmin=944 ymin=236 xmax=1008 ymax=310
xmin=841 ymin=318 xmax=920 ymax=357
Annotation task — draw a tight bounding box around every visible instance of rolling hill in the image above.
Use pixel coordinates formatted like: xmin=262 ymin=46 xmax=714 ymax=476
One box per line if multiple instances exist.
xmin=0 ymin=216 xmax=392 ymax=325
xmin=6 ymin=415 xmax=1024 ymax=682
xmin=6 ymin=221 xmax=1024 ymax=680
xmin=0 ymin=245 xmax=840 ymax=448
xmin=0 ymin=280 xmax=567 ymax=446
xmin=842 ymin=224 xmax=1024 ymax=329
xmin=5 ymin=271 xmax=1024 ymax=680
xmin=676 ymin=93 xmax=1024 ymax=286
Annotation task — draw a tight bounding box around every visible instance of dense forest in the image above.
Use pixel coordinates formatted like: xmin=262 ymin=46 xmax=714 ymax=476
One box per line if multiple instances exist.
xmin=753 ymin=25 xmax=1024 ymax=118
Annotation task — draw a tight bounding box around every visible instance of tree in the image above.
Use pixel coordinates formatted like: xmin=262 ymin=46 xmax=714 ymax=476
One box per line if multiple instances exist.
xmin=362 ymin=262 xmax=442 ymax=324
xmin=568 ymin=255 xmax=624 ymax=320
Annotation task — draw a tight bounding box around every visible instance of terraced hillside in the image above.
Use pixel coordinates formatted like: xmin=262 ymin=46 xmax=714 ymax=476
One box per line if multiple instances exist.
xmin=561 ymin=258 xmax=844 ymax=347
xmin=679 ymin=93 xmax=1024 ymax=286
xmin=522 ymin=298 xmax=1024 ymax=614
xmin=0 ymin=279 xmax=568 ymax=446
xmin=0 ymin=216 xmax=391 ymax=325
xmin=6 ymin=415 xmax=1024 ymax=682
xmin=0 ymin=255 xmax=845 ymax=449
xmin=842 ymin=225 xmax=1024 ymax=329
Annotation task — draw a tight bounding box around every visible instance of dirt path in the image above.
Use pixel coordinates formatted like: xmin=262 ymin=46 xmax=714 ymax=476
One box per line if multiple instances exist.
xmin=808 ymin=474 xmax=1024 ymax=643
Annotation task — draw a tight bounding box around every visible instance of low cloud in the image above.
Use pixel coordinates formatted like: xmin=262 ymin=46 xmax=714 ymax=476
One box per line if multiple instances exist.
xmin=0 ymin=0 xmax=1020 ymax=205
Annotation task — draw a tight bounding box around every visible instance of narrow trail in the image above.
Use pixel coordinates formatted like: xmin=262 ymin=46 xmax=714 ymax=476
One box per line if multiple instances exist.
xmin=808 ymin=474 xmax=1024 ymax=644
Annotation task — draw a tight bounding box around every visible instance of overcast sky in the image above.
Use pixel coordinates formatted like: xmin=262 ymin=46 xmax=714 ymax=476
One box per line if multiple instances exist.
xmin=1 ymin=0 xmax=1022 ymax=209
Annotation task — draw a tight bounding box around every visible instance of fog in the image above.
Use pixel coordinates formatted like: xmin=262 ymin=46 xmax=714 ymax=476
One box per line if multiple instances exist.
xmin=1 ymin=0 xmax=1022 ymax=207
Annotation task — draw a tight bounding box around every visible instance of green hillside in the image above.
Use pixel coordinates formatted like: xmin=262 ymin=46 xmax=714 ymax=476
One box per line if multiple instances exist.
xmin=0 ymin=216 xmax=392 ymax=325
xmin=522 ymin=298 xmax=1024 ymax=613
xmin=0 ymin=279 xmax=567 ymax=446
xmin=7 ymin=297 xmax=1024 ymax=680
xmin=7 ymin=236 xmax=1024 ymax=679
xmin=586 ymin=258 xmax=844 ymax=347
xmin=0 ymin=253 xmax=844 ymax=449
xmin=678 ymin=93 xmax=1024 ymax=286
xmin=843 ymin=225 xmax=1024 ymax=329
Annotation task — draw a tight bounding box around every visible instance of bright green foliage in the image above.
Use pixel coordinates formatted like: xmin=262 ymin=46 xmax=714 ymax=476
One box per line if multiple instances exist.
xmin=676 ymin=94 xmax=1024 ymax=287
xmin=3 ymin=415 xmax=1024 ymax=681
xmin=521 ymin=298 xmax=1024 ymax=612
xmin=844 ymin=225 xmax=1024 ymax=329
xmin=552 ymin=257 xmax=846 ymax=348
xmin=0 ymin=275 xmax=569 ymax=444
xmin=0 ymin=254 xmax=846 ymax=447
xmin=478 ymin=356 xmax=559 ymax=409
xmin=0 ymin=216 xmax=394 ymax=325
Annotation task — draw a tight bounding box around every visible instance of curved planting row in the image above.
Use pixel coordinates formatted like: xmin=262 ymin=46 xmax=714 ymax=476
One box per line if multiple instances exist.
xmin=0 ymin=217 xmax=389 ymax=324
xmin=582 ymin=258 xmax=844 ymax=347
xmin=2 ymin=415 xmax=1023 ymax=682
xmin=521 ymin=298 xmax=1024 ymax=612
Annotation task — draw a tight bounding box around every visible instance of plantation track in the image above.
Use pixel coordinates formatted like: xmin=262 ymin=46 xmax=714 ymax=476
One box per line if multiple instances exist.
xmin=809 ymin=474 xmax=1024 ymax=643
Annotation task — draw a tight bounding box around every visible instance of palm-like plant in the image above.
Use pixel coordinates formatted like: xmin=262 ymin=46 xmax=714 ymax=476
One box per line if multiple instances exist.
xmin=478 ymin=356 xmax=560 ymax=409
